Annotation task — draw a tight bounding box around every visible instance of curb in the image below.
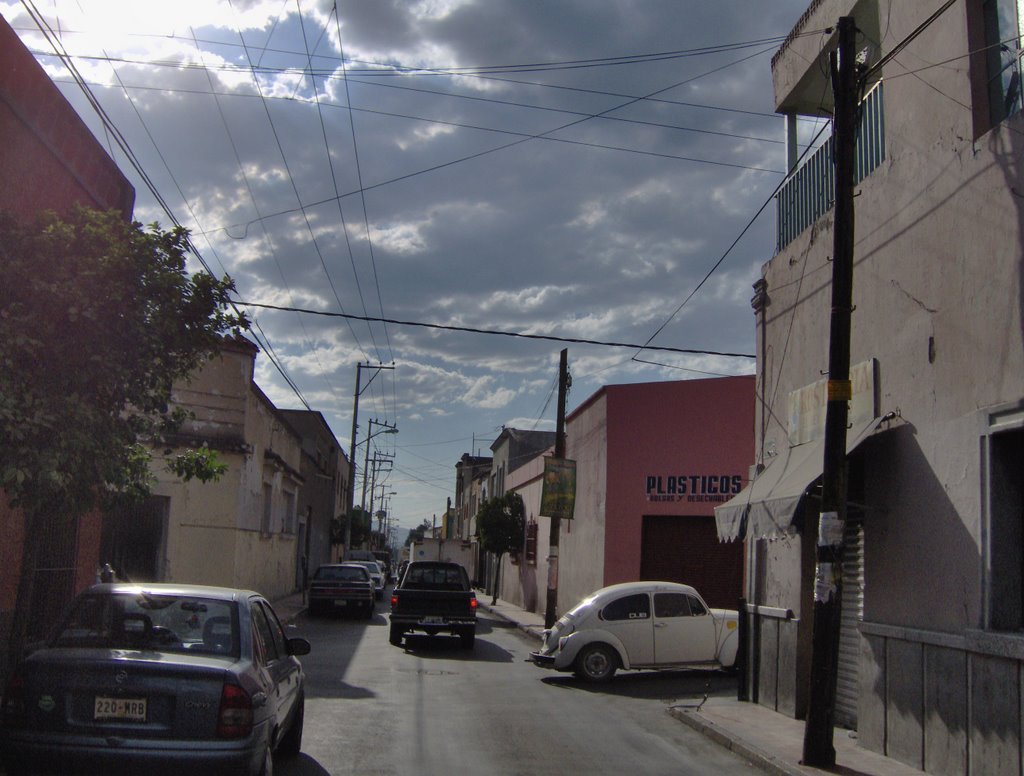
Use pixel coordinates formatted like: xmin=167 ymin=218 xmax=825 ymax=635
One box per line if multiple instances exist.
xmin=477 ymin=601 xmax=544 ymax=644
xmin=667 ymin=706 xmax=809 ymax=776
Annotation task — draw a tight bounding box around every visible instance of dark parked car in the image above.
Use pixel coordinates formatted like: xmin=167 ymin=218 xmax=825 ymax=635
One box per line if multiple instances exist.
xmin=308 ymin=563 xmax=375 ymax=618
xmin=0 ymin=583 xmax=310 ymax=776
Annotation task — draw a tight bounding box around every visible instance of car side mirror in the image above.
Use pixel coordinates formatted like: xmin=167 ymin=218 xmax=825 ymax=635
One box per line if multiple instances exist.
xmin=287 ymin=637 xmax=311 ymax=656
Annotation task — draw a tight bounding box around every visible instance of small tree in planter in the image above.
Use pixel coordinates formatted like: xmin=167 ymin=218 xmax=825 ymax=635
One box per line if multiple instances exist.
xmin=476 ymin=492 xmax=526 ymax=605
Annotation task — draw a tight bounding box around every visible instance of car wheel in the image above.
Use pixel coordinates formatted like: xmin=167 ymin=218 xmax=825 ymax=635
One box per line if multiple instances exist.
xmin=460 ymin=630 xmax=475 ymax=649
xmin=389 ymin=624 xmax=403 ymax=646
xmin=574 ymin=643 xmax=618 ymax=683
xmin=276 ymin=693 xmax=304 ymax=757
xmin=364 ymin=602 xmax=374 ymax=620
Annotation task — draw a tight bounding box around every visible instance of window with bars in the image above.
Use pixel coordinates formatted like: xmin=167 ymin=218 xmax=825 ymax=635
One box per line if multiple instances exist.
xmin=525 ymin=519 xmax=538 ymax=566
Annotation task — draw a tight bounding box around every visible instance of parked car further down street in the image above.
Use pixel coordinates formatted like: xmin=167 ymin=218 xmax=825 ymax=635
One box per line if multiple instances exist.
xmin=349 ymin=561 xmax=386 ymax=600
xmin=309 ymin=563 xmax=375 ymax=618
xmin=0 ymin=583 xmax=310 ymax=776
xmin=529 ymin=581 xmax=739 ymax=683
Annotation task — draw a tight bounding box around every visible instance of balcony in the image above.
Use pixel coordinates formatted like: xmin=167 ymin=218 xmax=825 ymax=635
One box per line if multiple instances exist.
xmin=776 ymin=81 xmax=885 ymax=253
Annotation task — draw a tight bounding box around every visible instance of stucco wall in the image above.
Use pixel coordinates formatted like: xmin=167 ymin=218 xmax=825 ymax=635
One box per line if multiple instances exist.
xmin=760 ymin=1 xmax=1024 ymax=771
xmin=603 ymin=377 xmax=754 ymax=586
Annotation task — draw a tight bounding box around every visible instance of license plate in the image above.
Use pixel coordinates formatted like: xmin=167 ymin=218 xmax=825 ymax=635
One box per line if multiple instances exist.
xmin=94 ymin=696 xmax=147 ymax=722
xmin=333 ymin=599 xmax=347 ymax=606
xmin=422 ymin=617 xmax=445 ymax=625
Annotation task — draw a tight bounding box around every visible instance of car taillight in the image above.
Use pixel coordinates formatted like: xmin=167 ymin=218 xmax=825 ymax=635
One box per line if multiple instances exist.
xmin=1 ymin=674 xmax=27 ymax=726
xmin=217 ymin=683 xmax=253 ymax=739
xmin=390 ymin=594 xmax=399 ymax=609
xmin=469 ymin=594 xmax=478 ymax=610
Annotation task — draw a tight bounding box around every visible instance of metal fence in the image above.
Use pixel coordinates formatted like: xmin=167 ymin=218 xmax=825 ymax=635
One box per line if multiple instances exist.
xmin=776 ymin=81 xmax=885 ymax=252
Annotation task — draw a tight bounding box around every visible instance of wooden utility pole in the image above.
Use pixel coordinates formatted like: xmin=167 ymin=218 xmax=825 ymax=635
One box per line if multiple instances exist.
xmin=803 ymin=16 xmax=858 ymax=768
xmin=544 ymin=349 xmax=569 ymax=629
xmin=345 ymin=363 xmax=394 ymax=551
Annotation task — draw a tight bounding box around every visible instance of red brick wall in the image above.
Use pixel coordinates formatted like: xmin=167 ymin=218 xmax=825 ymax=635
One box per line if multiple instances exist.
xmin=0 ymin=14 xmax=134 ymax=221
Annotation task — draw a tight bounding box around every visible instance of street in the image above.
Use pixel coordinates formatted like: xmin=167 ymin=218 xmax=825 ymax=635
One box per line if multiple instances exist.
xmin=277 ymin=599 xmax=755 ymax=776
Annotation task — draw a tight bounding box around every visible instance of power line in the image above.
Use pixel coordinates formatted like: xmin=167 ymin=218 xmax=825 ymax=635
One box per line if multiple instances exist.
xmin=237 ymin=300 xmax=755 ymax=359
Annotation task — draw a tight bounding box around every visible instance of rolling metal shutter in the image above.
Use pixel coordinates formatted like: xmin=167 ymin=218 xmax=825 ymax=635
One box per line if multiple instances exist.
xmin=834 ymin=514 xmax=864 ymax=729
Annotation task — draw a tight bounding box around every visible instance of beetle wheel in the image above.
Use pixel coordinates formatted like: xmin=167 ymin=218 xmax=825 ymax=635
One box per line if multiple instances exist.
xmin=574 ymin=643 xmax=618 ymax=683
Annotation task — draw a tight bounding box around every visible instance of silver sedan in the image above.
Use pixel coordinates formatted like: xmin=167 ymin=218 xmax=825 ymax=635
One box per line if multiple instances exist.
xmin=0 ymin=583 xmax=309 ymax=775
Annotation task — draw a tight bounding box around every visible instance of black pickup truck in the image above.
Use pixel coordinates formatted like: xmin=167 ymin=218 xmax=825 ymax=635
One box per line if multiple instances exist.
xmin=388 ymin=561 xmax=477 ymax=649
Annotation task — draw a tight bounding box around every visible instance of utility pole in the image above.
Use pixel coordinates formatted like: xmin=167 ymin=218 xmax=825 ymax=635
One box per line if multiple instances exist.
xmin=345 ymin=364 xmax=395 ymax=551
xmin=544 ymin=349 xmax=569 ymax=629
xmin=803 ymin=16 xmax=858 ymax=768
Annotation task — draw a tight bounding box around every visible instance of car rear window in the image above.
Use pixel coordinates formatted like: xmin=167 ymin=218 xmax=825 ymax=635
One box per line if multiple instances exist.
xmin=403 ymin=565 xmax=466 ymax=590
xmin=315 ymin=566 xmax=369 ymax=581
xmin=53 ymin=592 xmax=240 ymax=657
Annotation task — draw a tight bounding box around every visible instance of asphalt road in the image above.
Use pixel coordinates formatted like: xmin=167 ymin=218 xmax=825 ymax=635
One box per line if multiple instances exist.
xmin=276 ymin=594 xmax=755 ymax=776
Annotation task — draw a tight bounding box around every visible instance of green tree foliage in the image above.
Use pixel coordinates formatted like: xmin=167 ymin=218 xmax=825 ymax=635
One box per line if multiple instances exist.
xmin=476 ymin=492 xmax=526 ymax=604
xmin=0 ymin=206 xmax=247 ymax=665
xmin=0 ymin=206 xmax=247 ymax=515
xmin=332 ymin=507 xmax=372 ymax=548
xmin=403 ymin=519 xmax=432 ymax=547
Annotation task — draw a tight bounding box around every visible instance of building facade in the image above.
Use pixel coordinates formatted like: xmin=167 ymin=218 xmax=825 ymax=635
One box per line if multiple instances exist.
xmin=101 ymin=338 xmax=306 ymax=602
xmin=496 ymin=376 xmax=755 ymax=619
xmin=0 ymin=12 xmax=136 ymax=657
xmin=278 ymin=410 xmax=351 ymax=585
xmin=715 ymin=2 xmax=1024 ymax=774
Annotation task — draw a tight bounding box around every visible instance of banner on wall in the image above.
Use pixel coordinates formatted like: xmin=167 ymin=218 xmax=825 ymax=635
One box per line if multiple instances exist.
xmin=540 ymin=456 xmax=576 ymax=520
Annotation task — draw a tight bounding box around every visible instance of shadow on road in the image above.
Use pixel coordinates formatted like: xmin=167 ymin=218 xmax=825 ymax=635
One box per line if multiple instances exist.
xmin=304 ymin=677 xmax=376 ymax=700
xmin=276 ymin=752 xmax=332 ymax=776
xmin=541 ymin=668 xmax=738 ymax=703
xmin=397 ymin=633 xmax=516 ymax=663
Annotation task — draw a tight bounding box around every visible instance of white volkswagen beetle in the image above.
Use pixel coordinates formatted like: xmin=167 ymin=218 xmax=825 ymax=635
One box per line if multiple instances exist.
xmin=529 ymin=581 xmax=739 ymax=682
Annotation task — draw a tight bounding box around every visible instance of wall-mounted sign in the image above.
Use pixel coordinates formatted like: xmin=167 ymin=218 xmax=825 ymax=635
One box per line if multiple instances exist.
xmin=540 ymin=456 xmax=576 ymax=520
xmin=645 ymin=474 xmax=742 ymax=503
xmin=788 ymin=358 xmax=878 ymax=445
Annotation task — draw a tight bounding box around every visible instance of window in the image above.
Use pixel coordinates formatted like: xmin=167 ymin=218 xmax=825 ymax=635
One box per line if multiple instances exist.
xmin=259 ymin=601 xmax=289 ymax=657
xmin=654 ymin=593 xmax=693 ymax=618
xmin=250 ymin=600 xmax=279 ymax=661
xmin=972 ymin=0 xmax=1024 ymax=134
xmin=261 ymin=483 xmax=273 ymax=535
xmin=283 ymin=490 xmax=296 ymax=534
xmin=601 ymin=593 xmax=650 ymax=621
xmin=525 ymin=519 xmax=538 ymax=566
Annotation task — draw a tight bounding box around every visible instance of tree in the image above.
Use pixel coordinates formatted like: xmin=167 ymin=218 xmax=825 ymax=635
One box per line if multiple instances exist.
xmin=0 ymin=206 xmax=247 ymax=667
xmin=403 ymin=519 xmax=432 ymax=548
xmin=476 ymin=492 xmax=526 ymax=605
xmin=332 ymin=507 xmax=372 ymax=549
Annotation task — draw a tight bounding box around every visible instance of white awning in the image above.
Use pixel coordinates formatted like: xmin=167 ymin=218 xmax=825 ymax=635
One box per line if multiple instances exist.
xmin=715 ymin=416 xmax=886 ymax=542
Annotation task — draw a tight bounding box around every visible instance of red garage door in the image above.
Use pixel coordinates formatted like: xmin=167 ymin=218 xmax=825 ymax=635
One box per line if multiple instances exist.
xmin=640 ymin=515 xmax=742 ymax=610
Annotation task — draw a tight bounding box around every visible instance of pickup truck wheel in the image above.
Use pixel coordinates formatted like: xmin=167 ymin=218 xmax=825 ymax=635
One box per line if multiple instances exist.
xmin=460 ymin=630 xmax=475 ymax=649
xmin=574 ymin=643 xmax=618 ymax=683
xmin=389 ymin=624 xmax=403 ymax=646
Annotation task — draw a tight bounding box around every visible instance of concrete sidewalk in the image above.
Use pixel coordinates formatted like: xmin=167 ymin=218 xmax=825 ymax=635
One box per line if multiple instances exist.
xmin=478 ymin=596 xmax=926 ymax=776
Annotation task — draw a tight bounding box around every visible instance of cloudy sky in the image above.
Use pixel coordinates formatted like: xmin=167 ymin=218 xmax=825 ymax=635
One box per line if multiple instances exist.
xmin=8 ymin=0 xmax=822 ymax=538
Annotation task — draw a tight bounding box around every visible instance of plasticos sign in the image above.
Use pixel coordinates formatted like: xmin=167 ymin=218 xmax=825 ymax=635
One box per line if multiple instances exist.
xmin=541 ymin=456 xmax=576 ymax=520
xmin=645 ymin=473 xmax=742 ymax=503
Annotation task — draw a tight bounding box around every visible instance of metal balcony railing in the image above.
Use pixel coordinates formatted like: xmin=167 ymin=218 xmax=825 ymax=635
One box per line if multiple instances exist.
xmin=776 ymin=81 xmax=885 ymax=252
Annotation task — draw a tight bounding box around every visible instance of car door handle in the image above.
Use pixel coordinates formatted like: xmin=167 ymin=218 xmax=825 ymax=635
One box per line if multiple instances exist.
xmin=654 ymin=623 xmax=667 ymax=628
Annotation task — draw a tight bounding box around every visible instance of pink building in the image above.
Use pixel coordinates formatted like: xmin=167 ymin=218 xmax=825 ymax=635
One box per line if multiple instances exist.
xmin=501 ymin=375 xmax=755 ymax=616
